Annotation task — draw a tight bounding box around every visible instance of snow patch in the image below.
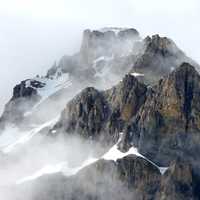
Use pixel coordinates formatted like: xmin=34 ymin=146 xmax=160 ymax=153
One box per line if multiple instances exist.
xmin=102 ymin=132 xmax=168 ymax=175
xmin=24 ymin=72 xmax=72 ymax=116
xmin=131 ymin=72 xmax=144 ymax=77
xmin=159 ymin=167 xmax=169 ymax=175
xmin=103 ymin=133 xmax=143 ymax=161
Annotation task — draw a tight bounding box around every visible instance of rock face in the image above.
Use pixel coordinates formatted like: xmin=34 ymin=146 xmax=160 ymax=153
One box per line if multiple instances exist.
xmin=156 ymin=160 xmax=198 ymax=200
xmin=125 ymin=63 xmax=200 ymax=166
xmin=104 ymin=74 xmax=147 ymax=138
xmin=57 ymin=87 xmax=110 ymax=139
xmin=131 ymin=35 xmax=193 ymax=85
xmin=0 ymin=80 xmax=42 ymax=127
xmin=53 ymin=74 xmax=147 ymax=145
xmin=116 ymin=155 xmax=161 ymax=200
xmin=53 ymin=62 xmax=200 ymax=168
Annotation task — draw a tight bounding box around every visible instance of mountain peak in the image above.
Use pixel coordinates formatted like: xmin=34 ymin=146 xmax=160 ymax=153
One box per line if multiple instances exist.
xmin=144 ymin=34 xmax=184 ymax=57
xmin=175 ymin=62 xmax=197 ymax=74
xmin=80 ymin=27 xmax=141 ymax=64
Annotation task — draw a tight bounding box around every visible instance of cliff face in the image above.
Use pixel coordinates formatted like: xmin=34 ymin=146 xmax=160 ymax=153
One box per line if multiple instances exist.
xmin=53 ymin=74 xmax=147 ymax=145
xmin=125 ymin=63 xmax=200 ymax=166
xmin=0 ymin=80 xmax=42 ymax=127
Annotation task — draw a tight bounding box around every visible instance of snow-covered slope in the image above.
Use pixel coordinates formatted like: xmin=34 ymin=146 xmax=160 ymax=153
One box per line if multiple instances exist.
xmin=24 ymin=72 xmax=72 ymax=116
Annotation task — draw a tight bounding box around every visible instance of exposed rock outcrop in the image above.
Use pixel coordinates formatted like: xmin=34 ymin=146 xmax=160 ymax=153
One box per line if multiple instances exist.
xmin=0 ymin=80 xmax=42 ymax=127
xmin=131 ymin=35 xmax=193 ymax=85
xmin=156 ymin=160 xmax=196 ymax=200
xmin=53 ymin=74 xmax=147 ymax=145
xmin=57 ymin=87 xmax=110 ymax=139
xmin=125 ymin=63 xmax=200 ymax=166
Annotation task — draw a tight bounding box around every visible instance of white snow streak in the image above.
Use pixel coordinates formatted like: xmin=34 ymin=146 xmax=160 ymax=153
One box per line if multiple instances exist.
xmin=131 ymin=72 xmax=144 ymax=77
xmin=16 ymin=157 xmax=98 ymax=184
xmin=2 ymin=116 xmax=59 ymax=154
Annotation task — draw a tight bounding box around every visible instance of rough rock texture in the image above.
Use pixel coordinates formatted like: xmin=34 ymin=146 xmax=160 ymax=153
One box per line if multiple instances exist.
xmin=124 ymin=63 xmax=200 ymax=166
xmin=104 ymin=74 xmax=147 ymax=137
xmin=131 ymin=34 xmax=192 ymax=85
xmin=57 ymin=87 xmax=110 ymax=139
xmin=53 ymin=74 xmax=147 ymax=145
xmin=54 ymin=62 xmax=200 ymax=168
xmin=155 ymin=160 xmax=198 ymax=200
xmin=0 ymin=80 xmax=42 ymax=127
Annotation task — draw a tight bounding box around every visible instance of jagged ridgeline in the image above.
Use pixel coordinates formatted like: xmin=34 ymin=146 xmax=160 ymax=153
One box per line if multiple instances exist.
xmin=0 ymin=28 xmax=200 ymax=200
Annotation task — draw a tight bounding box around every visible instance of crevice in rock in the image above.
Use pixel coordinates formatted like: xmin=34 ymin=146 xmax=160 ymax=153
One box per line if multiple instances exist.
xmin=183 ymin=70 xmax=194 ymax=131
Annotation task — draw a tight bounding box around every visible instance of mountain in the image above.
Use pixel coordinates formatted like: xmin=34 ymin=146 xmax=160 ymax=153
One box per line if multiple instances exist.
xmin=0 ymin=27 xmax=200 ymax=200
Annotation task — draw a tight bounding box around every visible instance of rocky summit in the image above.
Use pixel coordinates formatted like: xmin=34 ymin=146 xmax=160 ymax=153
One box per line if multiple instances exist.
xmin=0 ymin=27 xmax=200 ymax=200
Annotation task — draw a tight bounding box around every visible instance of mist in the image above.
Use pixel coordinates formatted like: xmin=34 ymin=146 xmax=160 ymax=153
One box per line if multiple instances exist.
xmin=0 ymin=0 xmax=200 ymax=114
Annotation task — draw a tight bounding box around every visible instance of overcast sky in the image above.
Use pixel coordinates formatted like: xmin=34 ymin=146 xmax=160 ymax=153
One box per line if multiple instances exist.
xmin=0 ymin=0 xmax=199 ymax=113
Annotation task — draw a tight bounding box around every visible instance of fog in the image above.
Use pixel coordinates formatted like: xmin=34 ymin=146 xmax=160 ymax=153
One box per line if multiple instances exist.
xmin=0 ymin=0 xmax=199 ymax=113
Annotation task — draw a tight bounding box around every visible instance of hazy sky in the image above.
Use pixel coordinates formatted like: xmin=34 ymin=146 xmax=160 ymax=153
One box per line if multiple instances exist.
xmin=0 ymin=0 xmax=199 ymax=113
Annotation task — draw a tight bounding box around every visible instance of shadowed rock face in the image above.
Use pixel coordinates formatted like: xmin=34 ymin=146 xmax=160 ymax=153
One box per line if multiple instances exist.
xmin=12 ymin=80 xmax=45 ymax=100
xmin=105 ymin=74 xmax=147 ymax=121
xmin=0 ymin=80 xmax=42 ymax=127
xmin=124 ymin=63 xmax=200 ymax=166
xmin=57 ymin=87 xmax=110 ymax=139
xmin=156 ymin=160 xmax=196 ymax=200
xmin=53 ymin=74 xmax=147 ymax=145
